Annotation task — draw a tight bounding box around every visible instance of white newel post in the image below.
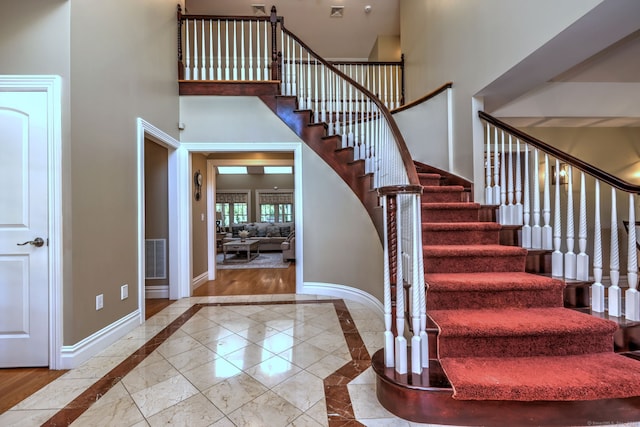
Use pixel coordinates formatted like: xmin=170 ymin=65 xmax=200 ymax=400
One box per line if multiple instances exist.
xmin=564 ymin=166 xmax=577 ymax=280
xmin=626 ymin=193 xmax=639 ymax=321
xmin=609 ymin=188 xmax=622 ymax=317
xmin=542 ymin=154 xmax=552 ymax=249
xmin=592 ymin=180 xmax=605 ymax=312
xmin=552 ymin=159 xmax=563 ymax=277
xmin=576 ymin=172 xmax=590 ymax=281
xmin=382 ymin=196 xmax=394 ymax=367
xmin=395 ymin=204 xmax=407 ymax=375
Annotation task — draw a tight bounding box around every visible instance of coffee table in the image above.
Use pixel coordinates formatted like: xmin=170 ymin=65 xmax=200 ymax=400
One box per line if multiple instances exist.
xmin=222 ymin=239 xmax=260 ymax=263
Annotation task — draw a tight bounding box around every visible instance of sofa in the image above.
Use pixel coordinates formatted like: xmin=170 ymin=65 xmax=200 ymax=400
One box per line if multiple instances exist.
xmin=281 ymin=231 xmax=295 ymax=261
xmin=222 ymin=222 xmax=293 ymax=252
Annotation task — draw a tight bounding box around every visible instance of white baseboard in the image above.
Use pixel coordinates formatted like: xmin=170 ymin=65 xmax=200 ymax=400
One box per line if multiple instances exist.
xmin=301 ymin=281 xmax=384 ymax=319
xmin=192 ymin=271 xmax=209 ymax=290
xmin=59 ymin=310 xmax=141 ymax=369
xmin=145 ymin=285 xmax=169 ymax=299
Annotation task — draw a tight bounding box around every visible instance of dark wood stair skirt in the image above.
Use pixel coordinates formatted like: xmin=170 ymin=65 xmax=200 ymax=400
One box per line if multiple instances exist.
xmin=372 ymin=349 xmax=640 ymax=426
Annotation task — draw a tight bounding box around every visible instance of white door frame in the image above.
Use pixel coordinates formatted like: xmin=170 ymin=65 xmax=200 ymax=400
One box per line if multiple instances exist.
xmin=179 ymin=142 xmax=303 ymax=298
xmin=1 ymin=75 xmax=63 ymax=369
xmin=136 ymin=119 xmax=181 ymax=318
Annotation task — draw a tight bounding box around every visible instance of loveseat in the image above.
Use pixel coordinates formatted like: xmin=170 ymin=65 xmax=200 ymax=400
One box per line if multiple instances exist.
xmin=222 ymin=222 xmax=293 ymax=252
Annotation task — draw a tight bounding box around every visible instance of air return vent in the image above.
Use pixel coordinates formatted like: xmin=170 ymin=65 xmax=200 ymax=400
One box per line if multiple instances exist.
xmin=330 ymin=6 xmax=344 ymax=18
xmin=145 ymin=239 xmax=166 ymax=279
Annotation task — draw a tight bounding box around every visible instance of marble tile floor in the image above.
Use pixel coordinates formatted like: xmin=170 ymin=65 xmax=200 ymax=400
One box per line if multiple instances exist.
xmin=0 ymin=294 xmax=437 ymax=427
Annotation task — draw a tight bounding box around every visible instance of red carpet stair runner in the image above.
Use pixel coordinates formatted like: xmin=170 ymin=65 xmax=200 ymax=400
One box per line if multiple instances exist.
xmin=419 ymin=171 xmax=640 ymax=401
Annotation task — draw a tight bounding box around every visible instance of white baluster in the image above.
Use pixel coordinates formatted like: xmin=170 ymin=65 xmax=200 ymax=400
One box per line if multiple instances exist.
xmin=280 ymin=31 xmax=286 ymax=95
xmin=208 ymin=20 xmax=213 ymax=80
xmin=395 ymin=65 xmax=400 ymax=109
xmin=395 ymin=205 xmax=407 ymax=375
xmin=200 ymin=19 xmax=206 ymax=79
xmin=531 ymin=149 xmax=542 ymax=249
xmin=307 ymin=53 xmax=312 ymax=116
xmin=542 ymin=154 xmax=552 ymax=249
xmin=320 ymin=65 xmax=326 ymax=122
xmin=291 ymin=38 xmax=297 ymax=96
xmin=348 ymin=66 xmax=354 ymax=147
xmin=499 ymin=131 xmax=507 ymax=224
xmin=609 ymin=188 xmax=622 ymax=317
xmin=327 ymin=69 xmax=333 ymax=135
xmin=493 ymin=127 xmax=500 ymax=205
xmin=576 ymin=172 xmax=589 ymax=280
xmin=626 ymin=193 xmax=639 ymax=321
xmin=514 ymin=138 xmax=523 ymax=224
xmin=248 ymin=20 xmax=253 ymax=80
xmin=263 ymin=20 xmax=268 ymax=79
xmin=485 ymin=124 xmax=493 ymax=204
xmin=522 ymin=145 xmax=531 ymax=248
xmin=416 ymin=194 xmax=428 ymax=368
xmin=217 ymin=20 xmax=222 ymax=80
xmin=232 ymin=20 xmax=238 ymax=80
xmin=334 ymin=69 xmax=341 ymax=135
xmin=381 ymin=196 xmax=394 ymax=367
xmin=564 ymin=166 xmax=577 ymax=280
xmin=256 ymin=20 xmax=261 ymax=80
xmin=314 ymin=59 xmax=319 ymax=122
xmin=507 ymin=135 xmax=515 ymax=225
xmin=411 ymin=194 xmax=422 ymax=374
xmin=297 ymin=45 xmax=304 ymax=109
xmin=224 ymin=20 xmax=230 ymax=80
xmin=592 ymin=180 xmax=605 ymax=312
xmin=384 ymin=65 xmax=388 ymax=108
xmin=552 ymin=159 xmax=564 ymax=277
xmin=193 ymin=20 xmax=199 ymax=80
xmin=239 ymin=20 xmax=245 ymax=80
xmin=184 ymin=19 xmax=191 ymax=80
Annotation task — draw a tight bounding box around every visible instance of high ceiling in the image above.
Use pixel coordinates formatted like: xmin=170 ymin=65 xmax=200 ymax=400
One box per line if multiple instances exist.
xmin=185 ymin=0 xmax=400 ymax=60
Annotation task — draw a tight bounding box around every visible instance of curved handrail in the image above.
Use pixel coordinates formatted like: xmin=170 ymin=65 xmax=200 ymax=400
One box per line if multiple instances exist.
xmin=392 ymin=82 xmax=452 ymax=114
xmin=279 ymin=24 xmax=420 ymax=187
xmin=479 ymin=111 xmax=640 ymax=194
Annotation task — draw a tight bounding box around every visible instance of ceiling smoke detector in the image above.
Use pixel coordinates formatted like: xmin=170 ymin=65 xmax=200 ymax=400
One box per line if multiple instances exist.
xmin=330 ymin=6 xmax=344 ymax=18
xmin=252 ymin=4 xmax=266 ymax=16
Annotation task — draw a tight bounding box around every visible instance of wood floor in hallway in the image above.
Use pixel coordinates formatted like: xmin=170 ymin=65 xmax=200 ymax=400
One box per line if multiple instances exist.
xmin=0 ymin=264 xmax=295 ymax=415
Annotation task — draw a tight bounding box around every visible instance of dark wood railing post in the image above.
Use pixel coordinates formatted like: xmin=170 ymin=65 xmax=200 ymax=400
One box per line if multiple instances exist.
xmin=400 ymin=53 xmax=405 ymax=106
xmin=270 ymin=6 xmax=279 ymax=81
xmin=386 ymin=194 xmax=399 ymax=335
xmin=177 ymin=4 xmax=184 ymax=80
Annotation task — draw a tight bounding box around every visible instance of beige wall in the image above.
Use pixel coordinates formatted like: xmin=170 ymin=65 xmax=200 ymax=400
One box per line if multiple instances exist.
xmin=180 ymin=95 xmax=384 ymax=300
xmin=144 ymin=139 xmax=169 ymax=288
xmin=399 ymin=0 xmax=602 ymax=180
xmin=64 ymin=0 xmax=182 ymax=344
xmin=191 ymin=154 xmax=209 ymax=278
xmin=368 ymin=35 xmax=401 ymax=62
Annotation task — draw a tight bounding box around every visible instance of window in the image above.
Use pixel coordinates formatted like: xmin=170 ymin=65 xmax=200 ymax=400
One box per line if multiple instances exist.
xmin=256 ymin=189 xmax=294 ymax=223
xmin=215 ymin=191 xmax=250 ymax=227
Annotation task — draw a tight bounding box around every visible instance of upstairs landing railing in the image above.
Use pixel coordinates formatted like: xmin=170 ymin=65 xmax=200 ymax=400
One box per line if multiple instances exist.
xmin=480 ymin=112 xmax=640 ymax=322
xmin=177 ymin=6 xmax=404 ymax=110
xmin=177 ymin=5 xmax=427 ymax=376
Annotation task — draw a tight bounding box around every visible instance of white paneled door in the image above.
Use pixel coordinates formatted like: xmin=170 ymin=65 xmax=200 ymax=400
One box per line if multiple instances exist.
xmin=0 ymin=90 xmax=49 ymax=367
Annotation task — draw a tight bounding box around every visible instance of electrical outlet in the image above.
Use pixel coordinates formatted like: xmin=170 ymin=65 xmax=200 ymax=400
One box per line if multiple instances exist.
xmin=96 ymin=294 xmax=104 ymax=310
xmin=121 ymin=284 xmax=128 ymax=300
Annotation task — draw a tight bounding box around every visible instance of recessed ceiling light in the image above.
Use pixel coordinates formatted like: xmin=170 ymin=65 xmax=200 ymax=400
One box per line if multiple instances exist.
xmin=218 ymin=166 xmax=247 ymax=175
xmin=252 ymin=4 xmax=266 ymax=16
xmin=330 ymin=6 xmax=344 ymax=18
xmin=264 ymin=166 xmax=293 ymax=174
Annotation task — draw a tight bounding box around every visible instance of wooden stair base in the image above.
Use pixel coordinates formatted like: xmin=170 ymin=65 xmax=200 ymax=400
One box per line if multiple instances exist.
xmin=372 ymin=349 xmax=640 ymax=426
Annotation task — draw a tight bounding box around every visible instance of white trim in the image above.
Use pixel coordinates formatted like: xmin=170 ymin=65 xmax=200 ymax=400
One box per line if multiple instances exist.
xmin=59 ymin=310 xmax=140 ymax=369
xmin=446 ymin=87 xmax=454 ymax=172
xmin=301 ymin=281 xmax=384 ymax=318
xmin=192 ymin=271 xmax=209 ymax=290
xmin=137 ymin=118 xmax=181 ymax=316
xmin=207 ymin=160 xmax=218 ymax=281
xmin=180 ymin=142 xmax=304 ymax=298
xmin=145 ymin=285 xmax=170 ymax=299
xmin=0 ymin=76 xmax=64 ymax=369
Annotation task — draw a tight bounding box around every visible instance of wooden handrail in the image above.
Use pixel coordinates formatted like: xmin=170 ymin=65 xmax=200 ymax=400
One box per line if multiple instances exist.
xmin=279 ymin=25 xmax=420 ymax=187
xmin=479 ymin=111 xmax=640 ymax=194
xmin=392 ymin=82 xmax=452 ymax=114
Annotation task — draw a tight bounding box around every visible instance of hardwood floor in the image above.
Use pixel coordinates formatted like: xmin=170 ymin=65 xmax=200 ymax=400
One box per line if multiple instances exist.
xmin=0 ymin=264 xmax=296 ymax=415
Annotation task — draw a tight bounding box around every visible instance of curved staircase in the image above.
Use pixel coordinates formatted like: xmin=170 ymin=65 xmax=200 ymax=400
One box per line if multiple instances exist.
xmin=372 ymin=168 xmax=640 ymax=426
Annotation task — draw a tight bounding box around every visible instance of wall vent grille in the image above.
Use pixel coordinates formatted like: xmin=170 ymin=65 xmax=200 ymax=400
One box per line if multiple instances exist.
xmin=145 ymin=239 xmax=167 ymax=279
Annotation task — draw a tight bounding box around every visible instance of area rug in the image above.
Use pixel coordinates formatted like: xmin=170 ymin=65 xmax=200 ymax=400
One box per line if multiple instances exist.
xmin=216 ymin=252 xmax=291 ymax=269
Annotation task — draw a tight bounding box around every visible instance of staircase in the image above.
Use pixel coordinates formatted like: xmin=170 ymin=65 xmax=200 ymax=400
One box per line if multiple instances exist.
xmin=372 ymin=167 xmax=640 ymax=426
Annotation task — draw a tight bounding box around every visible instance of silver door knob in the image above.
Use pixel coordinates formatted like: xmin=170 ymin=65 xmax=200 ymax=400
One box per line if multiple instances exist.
xmin=17 ymin=237 xmax=45 ymax=247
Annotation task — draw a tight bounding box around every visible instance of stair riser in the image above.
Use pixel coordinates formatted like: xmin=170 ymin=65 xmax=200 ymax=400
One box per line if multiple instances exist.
xmin=423 ymin=230 xmax=499 ymax=246
xmin=422 ymin=192 xmax=465 ymax=203
xmin=422 ymin=208 xmax=479 ymax=223
xmin=427 ymin=290 xmax=563 ymax=311
xmin=438 ymin=333 xmax=615 ymax=358
xmin=424 ymin=255 xmax=525 ymax=273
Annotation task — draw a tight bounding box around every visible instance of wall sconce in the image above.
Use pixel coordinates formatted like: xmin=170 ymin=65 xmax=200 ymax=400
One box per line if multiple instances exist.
xmin=215 ymin=211 xmax=223 ymax=232
xmin=552 ymin=163 xmax=569 ymax=185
